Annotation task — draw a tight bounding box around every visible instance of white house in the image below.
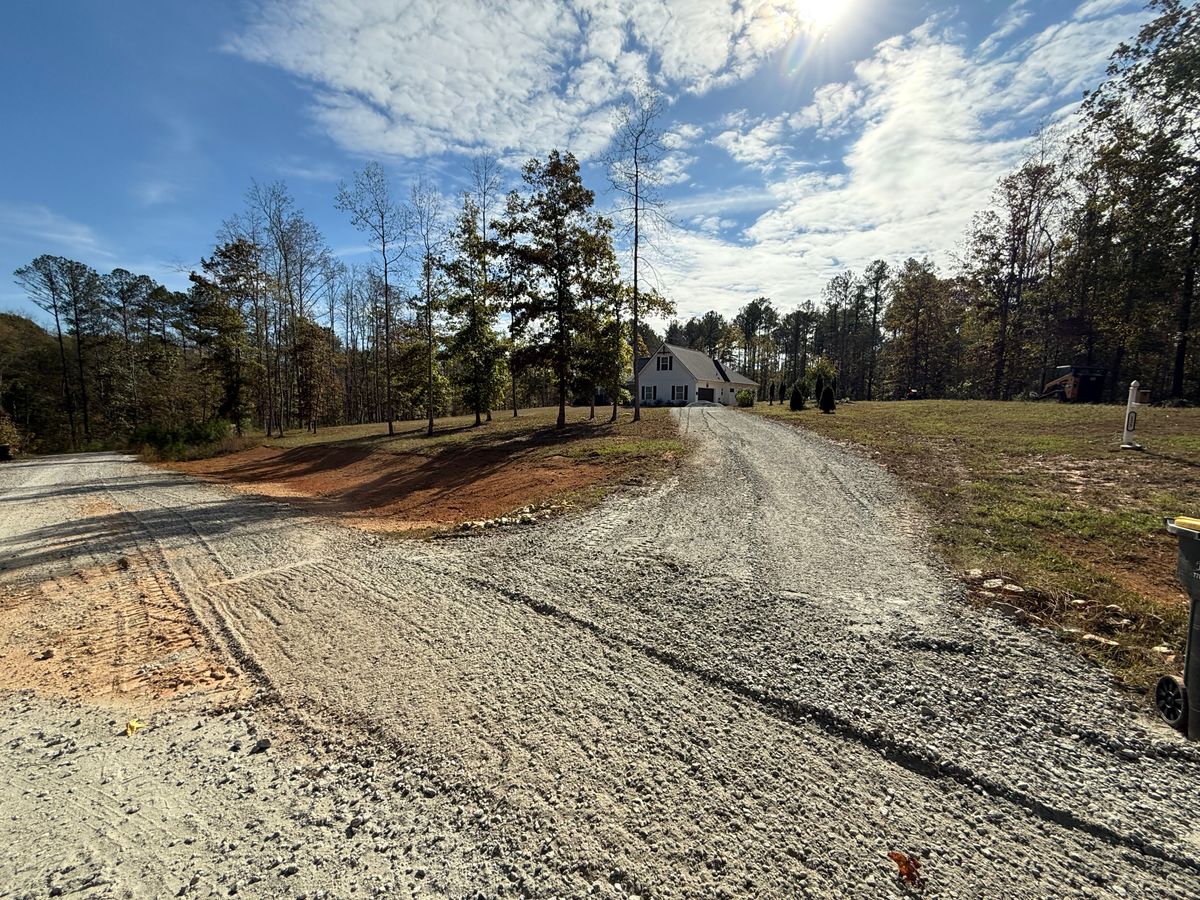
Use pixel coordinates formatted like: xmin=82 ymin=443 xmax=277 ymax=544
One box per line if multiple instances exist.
xmin=634 ymin=342 xmax=757 ymax=406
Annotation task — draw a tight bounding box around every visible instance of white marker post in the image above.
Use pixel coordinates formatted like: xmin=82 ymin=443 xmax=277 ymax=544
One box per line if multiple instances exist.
xmin=1120 ymin=380 xmax=1147 ymax=450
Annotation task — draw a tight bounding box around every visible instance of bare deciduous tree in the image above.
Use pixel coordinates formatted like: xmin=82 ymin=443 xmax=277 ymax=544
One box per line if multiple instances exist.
xmin=608 ymin=84 xmax=668 ymax=421
xmin=409 ymin=176 xmax=447 ymax=437
xmin=336 ymin=163 xmax=409 ymax=435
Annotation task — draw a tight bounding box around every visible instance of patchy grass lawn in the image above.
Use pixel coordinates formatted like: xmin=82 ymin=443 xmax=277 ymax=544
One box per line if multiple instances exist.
xmin=169 ymin=406 xmax=686 ymax=535
xmin=751 ymin=399 xmax=1200 ymax=691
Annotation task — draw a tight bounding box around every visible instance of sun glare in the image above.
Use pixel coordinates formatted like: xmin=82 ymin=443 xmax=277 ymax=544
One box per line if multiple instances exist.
xmin=790 ymin=0 xmax=854 ymax=34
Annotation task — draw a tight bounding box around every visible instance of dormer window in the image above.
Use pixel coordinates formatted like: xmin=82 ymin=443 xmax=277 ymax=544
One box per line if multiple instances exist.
xmin=656 ymin=354 xmax=673 ymax=371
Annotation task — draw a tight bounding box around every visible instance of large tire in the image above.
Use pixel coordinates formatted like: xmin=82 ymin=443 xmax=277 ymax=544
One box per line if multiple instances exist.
xmin=1155 ymin=675 xmax=1188 ymax=731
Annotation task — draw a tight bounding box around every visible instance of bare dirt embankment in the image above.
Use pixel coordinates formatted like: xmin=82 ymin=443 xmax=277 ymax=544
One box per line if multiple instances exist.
xmin=170 ymin=406 xmax=684 ymax=532
xmin=0 ymin=454 xmax=517 ymax=899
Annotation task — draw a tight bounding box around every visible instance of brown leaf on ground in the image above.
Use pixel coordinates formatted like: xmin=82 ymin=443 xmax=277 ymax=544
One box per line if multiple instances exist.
xmin=887 ymin=851 xmax=927 ymax=891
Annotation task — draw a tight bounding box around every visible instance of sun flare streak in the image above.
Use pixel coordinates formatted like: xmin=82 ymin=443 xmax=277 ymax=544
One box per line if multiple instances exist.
xmin=790 ymin=0 xmax=855 ymax=34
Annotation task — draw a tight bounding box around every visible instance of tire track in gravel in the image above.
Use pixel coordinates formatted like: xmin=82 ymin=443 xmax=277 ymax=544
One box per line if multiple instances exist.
xmin=203 ymin=558 xmax=1179 ymax=897
xmin=447 ymin=571 xmax=1200 ymax=878
xmin=93 ymin=471 xmax=271 ymax=702
xmin=83 ymin=461 xmax=1167 ymax=895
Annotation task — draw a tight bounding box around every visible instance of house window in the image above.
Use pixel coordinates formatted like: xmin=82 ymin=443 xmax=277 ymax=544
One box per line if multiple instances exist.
xmin=672 ymin=385 xmax=688 ymax=402
xmin=656 ymin=355 xmax=673 ymax=371
xmin=641 ymin=385 xmax=656 ymax=401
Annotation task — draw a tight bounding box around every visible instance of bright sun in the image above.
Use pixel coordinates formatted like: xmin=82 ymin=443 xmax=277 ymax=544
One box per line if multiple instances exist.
xmin=790 ymin=0 xmax=854 ymax=34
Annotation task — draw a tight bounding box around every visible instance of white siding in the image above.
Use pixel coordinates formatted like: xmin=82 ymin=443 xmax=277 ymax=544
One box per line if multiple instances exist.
xmin=638 ymin=351 xmax=695 ymax=405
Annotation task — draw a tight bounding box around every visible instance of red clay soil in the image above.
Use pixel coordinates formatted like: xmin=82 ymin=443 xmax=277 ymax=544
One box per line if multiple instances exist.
xmin=0 ymin=510 xmax=239 ymax=706
xmin=173 ymin=444 xmax=613 ymax=532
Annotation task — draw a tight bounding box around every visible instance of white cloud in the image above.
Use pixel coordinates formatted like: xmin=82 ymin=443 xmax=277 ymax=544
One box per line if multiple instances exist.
xmin=668 ymin=185 xmax=780 ymax=221
xmin=135 ymin=179 xmax=179 ymax=207
xmin=790 ymin=81 xmax=863 ymax=136
xmin=231 ymin=0 xmax=812 ymax=160
xmin=0 ymin=204 xmax=113 ymax=261
xmin=276 ymin=157 xmax=344 ymax=183
xmin=654 ymin=151 xmax=696 ymax=186
xmin=710 ymin=111 xmax=791 ymax=168
xmin=689 ymin=214 xmax=737 ymax=235
xmin=0 ymin=204 xmax=195 ymax=295
xmin=229 ymin=0 xmax=1150 ymax=325
xmin=1074 ymin=0 xmax=1137 ymax=21
xmin=651 ymin=5 xmax=1148 ymax=320
xmin=979 ymin=0 xmax=1032 ymax=53
xmin=663 ymin=123 xmax=704 ymax=150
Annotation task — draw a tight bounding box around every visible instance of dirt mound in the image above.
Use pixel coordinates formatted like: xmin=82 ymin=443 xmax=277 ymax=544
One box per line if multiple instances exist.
xmin=175 ymin=443 xmax=613 ymax=532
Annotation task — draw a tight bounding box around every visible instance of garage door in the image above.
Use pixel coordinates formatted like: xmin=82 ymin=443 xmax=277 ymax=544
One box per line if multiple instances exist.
xmin=697 ymin=387 xmax=714 ymax=402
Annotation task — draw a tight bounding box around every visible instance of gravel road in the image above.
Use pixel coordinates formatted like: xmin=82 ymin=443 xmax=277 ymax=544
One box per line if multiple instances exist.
xmin=2 ymin=405 xmax=1198 ymax=899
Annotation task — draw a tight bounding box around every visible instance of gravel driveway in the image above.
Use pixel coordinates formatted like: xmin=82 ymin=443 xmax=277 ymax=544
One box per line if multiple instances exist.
xmin=2 ymin=405 xmax=1198 ymax=899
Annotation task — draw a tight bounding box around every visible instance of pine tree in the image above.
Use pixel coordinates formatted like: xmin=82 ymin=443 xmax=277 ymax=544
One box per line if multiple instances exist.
xmin=13 ymin=256 xmax=79 ymax=448
xmin=504 ymin=150 xmax=609 ymax=430
xmin=445 ymin=195 xmax=503 ymax=426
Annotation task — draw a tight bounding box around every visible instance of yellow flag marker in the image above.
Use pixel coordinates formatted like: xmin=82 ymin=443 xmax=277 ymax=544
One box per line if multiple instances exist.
xmin=125 ymin=719 xmax=147 ymax=737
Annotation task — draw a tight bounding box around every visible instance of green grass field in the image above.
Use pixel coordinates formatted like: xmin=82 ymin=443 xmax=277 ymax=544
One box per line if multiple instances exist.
xmin=751 ymin=399 xmax=1200 ymax=690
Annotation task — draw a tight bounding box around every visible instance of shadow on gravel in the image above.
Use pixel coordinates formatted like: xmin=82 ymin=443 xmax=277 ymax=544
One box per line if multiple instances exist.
xmin=475 ymin=576 xmax=1200 ymax=880
xmin=0 ymin=497 xmax=284 ymax=575
xmin=0 ymin=476 xmax=184 ymax=506
xmin=1 ymin=455 xmax=133 ymax=468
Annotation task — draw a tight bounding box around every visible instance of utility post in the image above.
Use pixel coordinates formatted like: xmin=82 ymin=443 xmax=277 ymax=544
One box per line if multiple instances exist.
xmin=1120 ymin=380 xmax=1149 ymax=450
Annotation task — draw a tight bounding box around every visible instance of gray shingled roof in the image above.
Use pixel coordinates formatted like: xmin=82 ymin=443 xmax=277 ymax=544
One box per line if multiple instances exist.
xmin=639 ymin=343 xmax=758 ymax=387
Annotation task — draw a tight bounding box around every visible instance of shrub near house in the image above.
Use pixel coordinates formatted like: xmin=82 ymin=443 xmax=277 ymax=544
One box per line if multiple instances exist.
xmin=789 ymin=383 xmax=807 ymax=411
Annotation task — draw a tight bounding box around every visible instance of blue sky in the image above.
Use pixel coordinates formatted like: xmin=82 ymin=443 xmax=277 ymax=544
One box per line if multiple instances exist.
xmin=0 ymin=0 xmax=1152 ymax=326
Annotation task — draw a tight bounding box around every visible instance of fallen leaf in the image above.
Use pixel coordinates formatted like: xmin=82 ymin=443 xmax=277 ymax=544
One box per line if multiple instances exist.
xmin=887 ymin=851 xmax=927 ymax=891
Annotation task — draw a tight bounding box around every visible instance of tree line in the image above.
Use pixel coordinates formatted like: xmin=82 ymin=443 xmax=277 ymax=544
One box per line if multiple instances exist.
xmin=5 ymin=133 xmax=676 ymax=451
xmin=664 ymin=1 xmax=1197 ymax=406
xmin=3 ymin=2 xmax=1195 ymax=452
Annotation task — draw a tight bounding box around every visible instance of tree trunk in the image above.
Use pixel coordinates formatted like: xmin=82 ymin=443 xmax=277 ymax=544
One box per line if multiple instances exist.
xmin=556 ymin=282 xmax=567 ymax=430
xmin=1171 ymin=200 xmax=1198 ymax=399
xmin=52 ymin=305 xmax=77 ymax=450
xmin=992 ymin=289 xmax=1010 ymax=400
xmin=631 ymin=158 xmax=641 ymax=423
xmin=70 ymin=303 xmax=91 ymax=441
xmin=426 ymin=296 xmax=434 ymax=438
xmin=867 ymin=288 xmax=881 ymax=401
xmin=234 ymin=344 xmax=243 ymax=436
xmin=382 ymin=219 xmax=395 ymax=436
